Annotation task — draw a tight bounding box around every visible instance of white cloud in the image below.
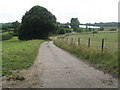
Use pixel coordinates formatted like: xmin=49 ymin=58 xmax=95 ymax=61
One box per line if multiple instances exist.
xmin=0 ymin=0 xmax=119 ymax=23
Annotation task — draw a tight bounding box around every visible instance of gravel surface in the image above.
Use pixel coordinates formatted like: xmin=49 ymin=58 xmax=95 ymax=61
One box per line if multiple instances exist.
xmin=2 ymin=41 xmax=118 ymax=88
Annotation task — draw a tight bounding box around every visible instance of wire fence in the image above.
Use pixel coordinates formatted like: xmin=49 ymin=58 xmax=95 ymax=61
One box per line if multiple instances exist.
xmin=55 ymin=37 xmax=105 ymax=52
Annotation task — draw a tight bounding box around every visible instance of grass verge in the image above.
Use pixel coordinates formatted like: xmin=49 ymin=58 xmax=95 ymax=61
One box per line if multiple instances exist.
xmin=2 ymin=37 xmax=44 ymax=76
xmin=54 ymin=40 xmax=118 ymax=77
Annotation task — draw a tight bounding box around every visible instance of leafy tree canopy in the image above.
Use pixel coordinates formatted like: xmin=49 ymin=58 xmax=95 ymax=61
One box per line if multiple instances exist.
xmin=18 ymin=5 xmax=57 ymax=40
xmin=70 ymin=18 xmax=80 ymax=31
xmin=12 ymin=21 xmax=20 ymax=35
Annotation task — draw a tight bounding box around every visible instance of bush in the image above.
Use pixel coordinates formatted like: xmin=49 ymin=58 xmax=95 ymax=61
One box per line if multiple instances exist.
xmin=57 ymin=27 xmax=66 ymax=34
xmin=98 ymin=28 xmax=104 ymax=31
xmin=93 ymin=31 xmax=98 ymax=33
xmin=109 ymin=28 xmax=117 ymax=31
xmin=65 ymin=28 xmax=72 ymax=33
xmin=76 ymin=27 xmax=83 ymax=32
xmin=1 ymin=32 xmax=13 ymax=41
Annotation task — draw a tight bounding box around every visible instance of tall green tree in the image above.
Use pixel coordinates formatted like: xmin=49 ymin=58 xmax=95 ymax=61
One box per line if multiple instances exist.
xmin=70 ymin=18 xmax=80 ymax=31
xmin=12 ymin=21 xmax=20 ymax=35
xmin=18 ymin=5 xmax=57 ymax=40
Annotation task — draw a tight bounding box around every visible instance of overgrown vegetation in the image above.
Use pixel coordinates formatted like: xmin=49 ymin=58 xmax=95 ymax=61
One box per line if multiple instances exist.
xmin=54 ymin=34 xmax=118 ymax=77
xmin=2 ymin=37 xmax=44 ymax=76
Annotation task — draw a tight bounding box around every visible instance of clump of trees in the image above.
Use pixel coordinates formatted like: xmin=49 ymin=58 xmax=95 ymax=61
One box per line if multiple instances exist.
xmin=98 ymin=27 xmax=104 ymax=31
xmin=57 ymin=27 xmax=66 ymax=34
xmin=1 ymin=32 xmax=13 ymax=41
xmin=18 ymin=5 xmax=57 ymax=40
xmin=70 ymin=18 xmax=80 ymax=31
xmin=12 ymin=21 xmax=20 ymax=36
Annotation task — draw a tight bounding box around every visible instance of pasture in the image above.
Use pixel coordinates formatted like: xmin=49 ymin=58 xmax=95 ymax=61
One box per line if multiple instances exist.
xmin=65 ymin=32 xmax=118 ymax=54
xmin=2 ymin=37 xmax=44 ymax=76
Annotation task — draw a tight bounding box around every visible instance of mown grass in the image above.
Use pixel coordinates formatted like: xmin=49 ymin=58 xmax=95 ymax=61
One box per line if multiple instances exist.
xmin=2 ymin=37 xmax=44 ymax=76
xmin=54 ymin=39 xmax=118 ymax=77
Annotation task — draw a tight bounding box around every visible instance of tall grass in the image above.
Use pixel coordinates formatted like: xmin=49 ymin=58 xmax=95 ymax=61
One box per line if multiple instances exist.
xmin=54 ymin=39 xmax=118 ymax=77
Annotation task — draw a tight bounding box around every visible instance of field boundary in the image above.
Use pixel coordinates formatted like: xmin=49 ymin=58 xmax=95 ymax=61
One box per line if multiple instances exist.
xmin=54 ymin=38 xmax=118 ymax=78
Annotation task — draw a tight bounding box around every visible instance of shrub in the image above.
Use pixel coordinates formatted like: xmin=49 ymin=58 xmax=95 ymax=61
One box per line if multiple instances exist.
xmin=93 ymin=31 xmax=98 ymax=33
xmin=76 ymin=27 xmax=83 ymax=32
xmin=109 ymin=28 xmax=117 ymax=31
xmin=57 ymin=27 xmax=66 ymax=34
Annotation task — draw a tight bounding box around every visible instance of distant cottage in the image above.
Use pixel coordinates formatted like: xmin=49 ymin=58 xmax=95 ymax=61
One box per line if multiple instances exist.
xmin=60 ymin=23 xmax=71 ymax=28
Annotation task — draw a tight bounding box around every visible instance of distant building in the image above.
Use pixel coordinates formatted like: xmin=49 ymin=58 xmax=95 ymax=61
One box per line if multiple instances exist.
xmin=60 ymin=23 xmax=71 ymax=28
xmin=60 ymin=23 xmax=74 ymax=33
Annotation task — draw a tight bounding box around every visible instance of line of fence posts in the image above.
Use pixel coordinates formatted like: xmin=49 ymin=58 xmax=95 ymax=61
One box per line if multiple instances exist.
xmin=56 ymin=37 xmax=105 ymax=52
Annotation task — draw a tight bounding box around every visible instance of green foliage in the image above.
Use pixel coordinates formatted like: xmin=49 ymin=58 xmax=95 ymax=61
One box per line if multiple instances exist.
xmin=12 ymin=21 xmax=20 ymax=36
xmin=76 ymin=27 xmax=83 ymax=32
xmin=2 ymin=23 xmax=13 ymax=30
xmin=70 ymin=18 xmax=80 ymax=31
xmin=82 ymin=22 xmax=118 ymax=27
xmin=93 ymin=31 xmax=98 ymax=33
xmin=2 ymin=37 xmax=44 ymax=76
xmin=88 ymin=28 xmax=92 ymax=31
xmin=65 ymin=28 xmax=72 ymax=33
xmin=18 ymin=5 xmax=57 ymax=40
xmin=98 ymin=27 xmax=104 ymax=31
xmin=57 ymin=27 xmax=66 ymax=34
xmin=54 ymin=40 xmax=118 ymax=77
xmin=1 ymin=32 xmax=13 ymax=41
xmin=109 ymin=28 xmax=117 ymax=31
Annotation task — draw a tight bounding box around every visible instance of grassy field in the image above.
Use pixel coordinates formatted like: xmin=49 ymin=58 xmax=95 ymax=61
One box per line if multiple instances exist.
xmin=65 ymin=32 xmax=118 ymax=54
xmin=54 ymin=32 xmax=118 ymax=77
xmin=2 ymin=37 xmax=44 ymax=76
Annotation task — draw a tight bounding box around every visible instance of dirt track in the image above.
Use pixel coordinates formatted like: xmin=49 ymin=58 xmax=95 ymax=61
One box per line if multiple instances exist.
xmin=2 ymin=41 xmax=118 ymax=88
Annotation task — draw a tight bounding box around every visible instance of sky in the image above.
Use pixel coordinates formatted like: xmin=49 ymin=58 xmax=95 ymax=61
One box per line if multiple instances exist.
xmin=0 ymin=0 xmax=119 ymax=23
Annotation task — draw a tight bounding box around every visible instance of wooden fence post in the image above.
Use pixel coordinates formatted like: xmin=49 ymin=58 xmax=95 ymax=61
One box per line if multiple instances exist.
xmin=66 ymin=38 xmax=68 ymax=43
xmin=78 ymin=38 xmax=80 ymax=46
xmin=71 ymin=38 xmax=73 ymax=45
xmin=88 ymin=38 xmax=90 ymax=48
xmin=101 ymin=39 xmax=104 ymax=52
xmin=68 ymin=38 xmax=69 ymax=43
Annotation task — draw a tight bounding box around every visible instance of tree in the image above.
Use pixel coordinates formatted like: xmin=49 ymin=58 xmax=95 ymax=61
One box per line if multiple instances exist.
xmin=98 ymin=27 xmax=104 ymax=31
xmin=18 ymin=5 xmax=57 ymax=40
xmin=12 ymin=21 xmax=20 ymax=35
xmin=58 ymin=27 xmax=66 ymax=34
xmin=76 ymin=27 xmax=83 ymax=32
xmin=70 ymin=18 xmax=80 ymax=31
